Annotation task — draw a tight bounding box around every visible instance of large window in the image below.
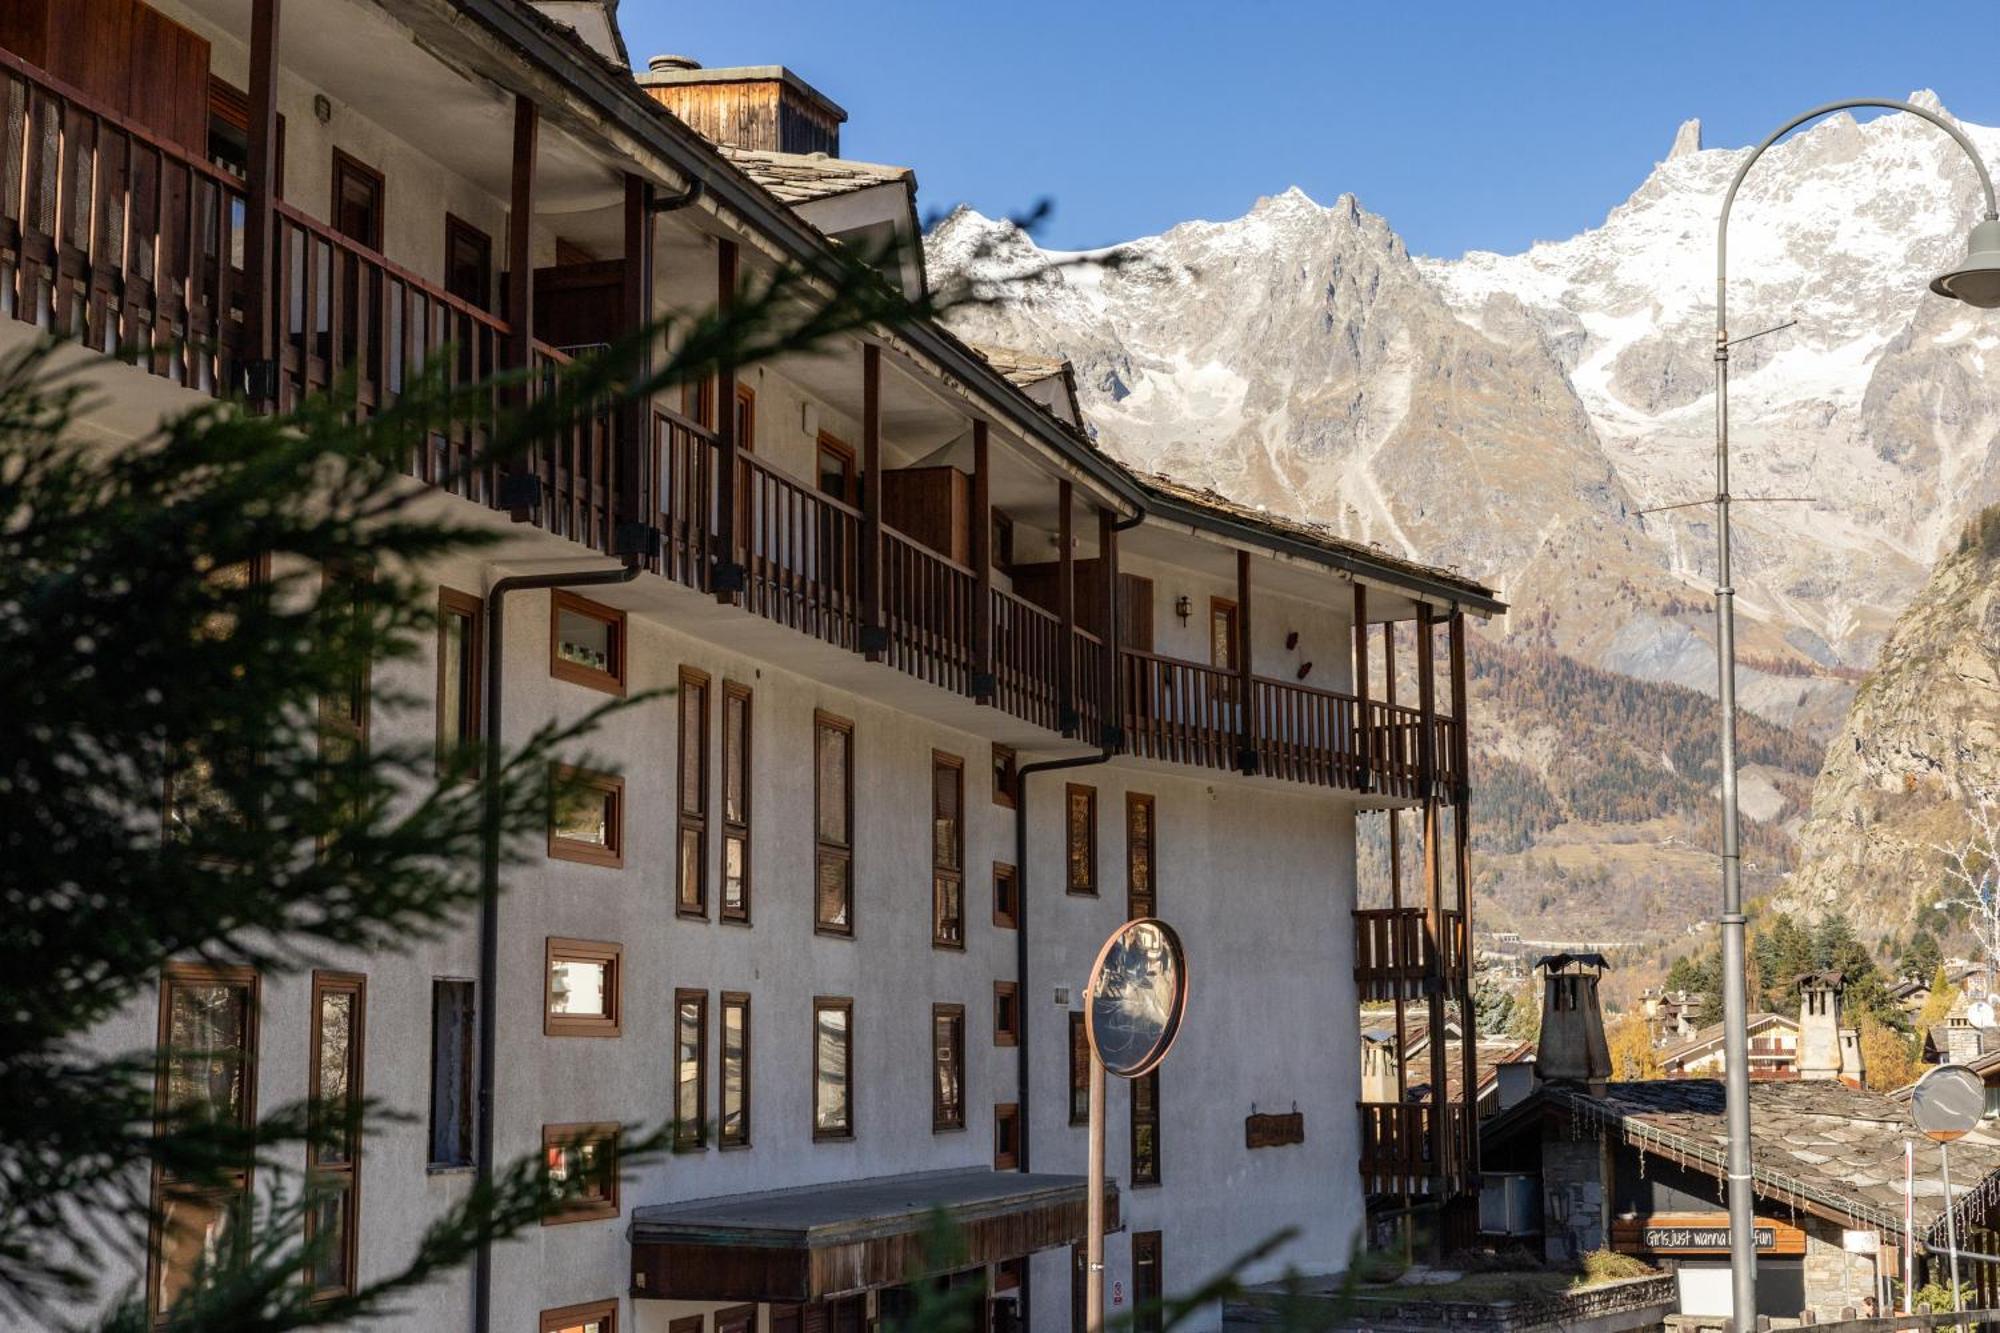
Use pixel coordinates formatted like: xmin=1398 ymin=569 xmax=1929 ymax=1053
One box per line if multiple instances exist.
xmin=542 ymin=1301 xmax=618 ymax=1333
xmin=1065 ymin=784 xmax=1097 ymax=896
xmin=429 ymin=980 xmax=474 ymax=1168
xmin=720 ymin=992 xmax=751 ymax=1147
xmin=435 ymin=588 xmax=482 ymax=773
xmin=542 ymin=1123 xmax=618 ymax=1224
xmin=1126 ymin=793 xmax=1156 ymax=920
xmin=932 ymin=752 xmax=964 ymax=949
xmin=545 ymin=938 xmax=621 ymax=1038
xmin=306 ymin=972 xmax=364 ymax=1299
xmin=1131 ymin=1069 xmax=1160 ymax=1186
xmin=814 ymin=713 xmax=854 ymax=935
xmin=675 ymin=989 xmax=708 ymax=1150
xmin=812 ymin=997 xmax=853 ymax=1140
xmin=678 ymin=667 xmax=710 ymax=918
xmin=150 ymin=963 xmax=260 ymax=1323
xmin=932 ymin=1004 xmax=965 ymax=1132
xmin=722 ymin=682 xmax=752 ymax=922
xmin=1069 ymin=1012 xmax=1089 ymax=1126
xmin=548 ymin=766 xmax=623 ymax=868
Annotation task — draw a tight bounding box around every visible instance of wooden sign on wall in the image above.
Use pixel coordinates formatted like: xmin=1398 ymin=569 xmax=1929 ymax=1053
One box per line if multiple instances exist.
xmin=1245 ymin=1111 xmax=1304 ymax=1149
xmin=1610 ymin=1212 xmax=1807 ymax=1257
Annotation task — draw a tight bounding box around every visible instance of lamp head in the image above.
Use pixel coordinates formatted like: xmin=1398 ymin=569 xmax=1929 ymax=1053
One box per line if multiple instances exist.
xmin=1930 ymin=218 xmax=2000 ymax=308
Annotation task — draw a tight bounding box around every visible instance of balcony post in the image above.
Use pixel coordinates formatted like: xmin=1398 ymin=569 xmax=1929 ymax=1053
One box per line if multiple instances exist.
xmin=970 ymin=420 xmax=994 ymax=698
xmin=240 ymin=0 xmax=280 ymax=404
xmin=858 ymin=342 xmax=885 ymax=654
xmin=1383 ymin=620 xmax=1407 ymax=1100
xmin=1415 ymin=602 xmax=1447 ymax=1182
xmin=1098 ymin=506 xmax=1120 ymax=748
xmin=1351 ymin=584 xmax=1371 ymax=792
xmin=1235 ymin=548 xmax=1255 ymax=774
xmin=618 ymin=174 xmax=654 ymax=543
xmin=1057 ymin=480 xmax=1075 ymax=735
xmin=1449 ymin=608 xmax=1476 ymax=1175
xmin=712 ymin=240 xmax=742 ymax=599
xmin=504 ymin=97 xmax=537 ymax=376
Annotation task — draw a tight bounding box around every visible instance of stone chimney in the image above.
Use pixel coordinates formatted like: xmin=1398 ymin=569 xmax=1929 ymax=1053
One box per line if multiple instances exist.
xmin=1797 ymin=971 xmax=1847 ymax=1081
xmin=1533 ymin=954 xmax=1612 ymax=1095
xmin=1360 ymin=1032 xmax=1399 ymax=1103
xmin=1838 ymin=1025 xmax=1867 ymax=1090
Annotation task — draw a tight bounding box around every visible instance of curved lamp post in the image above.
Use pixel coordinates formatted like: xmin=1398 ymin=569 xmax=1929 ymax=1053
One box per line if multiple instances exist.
xmin=1713 ymin=99 xmax=2000 ymax=1325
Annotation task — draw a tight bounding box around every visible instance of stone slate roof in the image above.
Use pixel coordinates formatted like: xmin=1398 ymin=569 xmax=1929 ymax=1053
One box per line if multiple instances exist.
xmin=716 ymin=147 xmax=912 ymax=205
xmin=1545 ymin=1079 xmax=2000 ymax=1242
xmin=965 ymin=342 xmax=1068 ymax=390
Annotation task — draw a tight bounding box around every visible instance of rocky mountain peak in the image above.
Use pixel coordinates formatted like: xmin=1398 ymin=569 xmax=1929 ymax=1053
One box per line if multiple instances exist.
xmin=1667 ymin=117 xmax=1703 ymax=161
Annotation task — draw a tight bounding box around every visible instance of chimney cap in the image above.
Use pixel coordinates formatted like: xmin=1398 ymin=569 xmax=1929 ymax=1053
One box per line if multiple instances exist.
xmin=648 ymin=53 xmax=701 ymax=71
xmin=1536 ymin=952 xmax=1610 ymax=974
xmin=1797 ymin=969 xmax=1847 ymax=989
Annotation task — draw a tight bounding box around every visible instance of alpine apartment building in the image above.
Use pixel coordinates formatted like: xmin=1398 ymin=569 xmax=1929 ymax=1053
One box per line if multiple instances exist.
xmin=0 ymin=1 xmax=1502 ymax=1329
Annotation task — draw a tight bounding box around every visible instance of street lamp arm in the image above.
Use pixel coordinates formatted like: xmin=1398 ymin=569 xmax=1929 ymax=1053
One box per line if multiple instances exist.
xmin=1718 ymin=98 xmax=2000 ymax=333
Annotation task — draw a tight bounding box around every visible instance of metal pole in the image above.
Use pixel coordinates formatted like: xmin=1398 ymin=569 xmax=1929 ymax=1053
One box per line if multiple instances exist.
xmin=1710 ymin=100 xmax=1999 ymax=1332
xmin=1086 ymin=1052 xmax=1107 ymax=1333
xmin=1944 ymin=1142 xmax=1965 ymax=1329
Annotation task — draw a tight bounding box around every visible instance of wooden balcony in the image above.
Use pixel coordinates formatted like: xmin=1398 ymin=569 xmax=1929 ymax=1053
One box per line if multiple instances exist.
xmin=1352 ymin=907 xmax=1469 ymax=1001
xmin=1357 ymin=1100 xmax=1473 ymax=1197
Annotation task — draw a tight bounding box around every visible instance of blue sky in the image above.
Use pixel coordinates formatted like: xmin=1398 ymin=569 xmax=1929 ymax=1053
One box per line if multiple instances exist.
xmin=620 ymin=1 xmax=2000 ymax=258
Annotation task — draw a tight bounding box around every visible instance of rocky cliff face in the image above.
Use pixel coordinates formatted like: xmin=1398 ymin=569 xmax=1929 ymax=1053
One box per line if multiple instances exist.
xmin=1781 ymin=510 xmax=2000 ymax=931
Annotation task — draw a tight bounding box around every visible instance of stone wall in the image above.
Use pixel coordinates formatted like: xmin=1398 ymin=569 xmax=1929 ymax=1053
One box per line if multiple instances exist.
xmin=1802 ymin=1220 xmax=1880 ymax=1320
xmin=1541 ymin=1124 xmax=1611 ymax=1263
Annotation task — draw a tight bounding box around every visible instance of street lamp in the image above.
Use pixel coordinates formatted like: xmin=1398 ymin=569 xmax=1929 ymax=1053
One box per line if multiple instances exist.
xmin=1713 ymin=98 xmax=1999 ymax=1327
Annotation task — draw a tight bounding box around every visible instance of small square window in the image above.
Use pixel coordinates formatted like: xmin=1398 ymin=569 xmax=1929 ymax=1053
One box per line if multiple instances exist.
xmin=992 ymin=745 xmax=1017 ymax=808
xmin=549 ymin=766 xmax=623 ymax=868
xmin=550 ymin=591 xmax=626 ymax=695
xmin=545 ymin=938 xmax=621 ymax=1037
xmin=993 ymin=862 xmax=1019 ymax=931
xmin=994 ymin=981 xmax=1020 ymax=1048
xmin=541 ymin=1299 xmax=618 ymax=1333
xmin=994 ymin=1102 xmax=1020 ymax=1171
xmin=541 ymin=1123 xmax=618 ymax=1224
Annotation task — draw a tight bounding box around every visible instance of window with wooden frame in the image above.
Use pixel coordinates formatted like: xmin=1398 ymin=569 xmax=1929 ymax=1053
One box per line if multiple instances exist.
xmin=548 ymin=766 xmax=623 ymax=868
xmin=542 ymin=1299 xmax=618 ymax=1333
xmin=731 ymin=385 xmax=758 ymax=535
xmin=716 ymin=1306 xmax=755 ymax=1333
xmin=677 ymin=667 xmax=711 ymax=918
xmin=667 ymin=1316 xmax=702 ymax=1333
xmin=149 ymin=963 xmax=260 ymax=1324
xmin=1126 ymin=793 xmax=1156 ymax=921
xmin=993 ymin=862 xmax=1019 ymax=931
xmin=816 ymin=431 xmax=858 ymax=504
xmin=992 ymin=510 xmax=1016 ymax=576
xmin=812 ymin=997 xmax=853 ymax=1140
xmin=991 ymin=744 xmax=1017 ymax=809
xmin=932 ymin=752 xmax=965 ymax=949
xmin=331 ymin=149 xmax=384 ymax=250
xmin=436 ymin=588 xmax=482 ymax=775
xmin=428 ymin=980 xmax=474 ymax=1169
xmin=994 ymin=1258 xmax=1024 ymax=1294
xmin=1132 ymin=1231 xmax=1164 ymax=1333
xmin=443 ymin=214 xmax=493 ymax=311
xmin=542 ymin=1123 xmax=618 ymax=1224
xmin=932 ymin=1004 xmax=965 ymax=1132
xmin=1071 ymin=1244 xmax=1088 ymax=1333
xmin=814 ymin=712 xmax=854 ymax=936
xmin=1069 ymin=1012 xmax=1089 ymax=1126
xmin=720 ymin=992 xmax=751 ymax=1147
xmin=318 ymin=566 xmax=371 ymax=807
xmin=1065 ymin=784 xmax=1097 ymax=896
xmin=1210 ymin=597 xmax=1240 ymax=704
xmin=306 ymin=972 xmax=364 ymax=1300
xmin=545 ymin=938 xmax=621 ymax=1037
xmin=1130 ymin=1069 xmax=1160 ymax=1186
xmin=683 ymin=376 xmax=715 ymax=431
xmin=550 ymin=591 xmax=626 ymax=695
xmin=993 ymin=1102 xmax=1020 ymax=1171
xmin=165 ymin=555 xmax=267 ymax=843
xmin=721 ymin=681 xmax=751 ymax=922
xmin=993 ymin=981 xmax=1020 ymax=1048
xmin=674 ymin=989 xmax=708 ymax=1150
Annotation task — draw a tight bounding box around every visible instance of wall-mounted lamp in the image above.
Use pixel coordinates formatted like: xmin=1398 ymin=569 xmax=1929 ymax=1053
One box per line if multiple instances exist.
xmin=313 ymin=93 xmax=333 ymax=125
xmin=1285 ymin=631 xmax=1299 ymax=650
xmin=1296 ymin=661 xmax=1314 ymax=681
xmin=1174 ymin=594 xmax=1192 ymax=625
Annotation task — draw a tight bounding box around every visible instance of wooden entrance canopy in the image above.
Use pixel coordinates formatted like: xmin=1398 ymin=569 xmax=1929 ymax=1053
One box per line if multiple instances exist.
xmin=630 ymin=1168 xmax=1113 ymax=1302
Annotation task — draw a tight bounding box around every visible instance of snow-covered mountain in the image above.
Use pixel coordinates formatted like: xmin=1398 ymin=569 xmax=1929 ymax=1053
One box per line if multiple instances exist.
xmin=927 ymin=91 xmax=2000 ymax=742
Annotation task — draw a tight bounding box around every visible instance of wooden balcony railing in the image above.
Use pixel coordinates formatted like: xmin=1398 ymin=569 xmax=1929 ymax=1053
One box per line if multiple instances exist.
xmin=882 ymin=528 xmax=976 ymax=693
xmin=1 ymin=48 xmax=246 ymax=393
xmin=993 ymin=588 xmax=1063 ymax=733
xmin=1253 ymin=676 xmax=1363 ymax=788
xmin=739 ymin=451 xmax=861 ymax=649
xmin=658 ymin=407 xmax=717 ymax=592
xmin=1358 ymin=1100 xmax=1473 ymax=1196
xmin=1120 ymin=648 xmax=1241 ymax=771
xmin=1353 ymin=907 xmax=1469 ymax=1001
xmin=1071 ymin=626 xmax=1106 ymax=740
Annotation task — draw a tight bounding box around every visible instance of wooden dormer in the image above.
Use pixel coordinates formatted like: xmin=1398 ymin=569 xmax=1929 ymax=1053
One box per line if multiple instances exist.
xmin=635 ymin=56 xmax=845 ymax=157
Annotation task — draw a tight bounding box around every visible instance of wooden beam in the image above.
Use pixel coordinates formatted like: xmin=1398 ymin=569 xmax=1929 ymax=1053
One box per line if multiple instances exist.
xmin=1098 ymin=507 xmax=1119 ymax=748
xmin=1384 ymin=620 xmax=1405 ymax=1101
xmin=240 ymin=0 xmax=280 ymax=402
xmin=1352 ymin=584 xmax=1371 ymax=792
xmin=1056 ymin=480 xmax=1074 ymax=735
xmin=1415 ymin=602 xmax=1447 ymax=1184
xmin=1235 ymin=548 xmax=1254 ymax=773
xmin=713 ymin=240 xmax=741 ymax=601
xmin=618 ymin=173 xmax=653 ymax=533
xmin=1450 ymin=609 xmax=1477 ymax=1176
xmin=505 ymin=95 xmax=537 ymax=375
xmin=858 ymin=342 xmax=883 ymax=651
xmin=970 ymin=420 xmax=993 ymax=699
